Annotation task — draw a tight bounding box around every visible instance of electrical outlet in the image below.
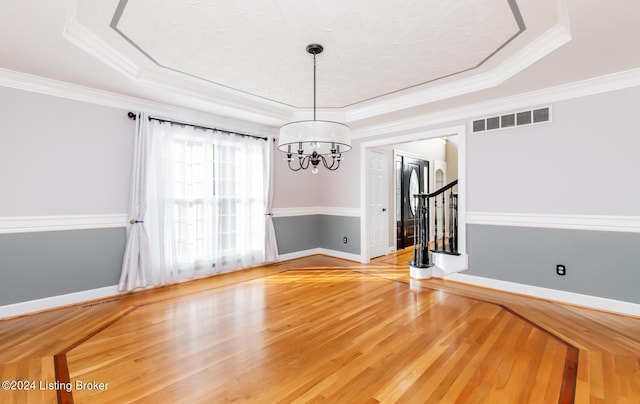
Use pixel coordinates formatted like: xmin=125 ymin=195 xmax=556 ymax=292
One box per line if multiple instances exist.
xmin=343 ymin=237 xmax=348 ymax=244
xmin=556 ymin=265 xmax=566 ymax=276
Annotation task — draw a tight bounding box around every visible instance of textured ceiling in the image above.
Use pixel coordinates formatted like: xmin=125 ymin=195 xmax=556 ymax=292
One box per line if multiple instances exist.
xmin=112 ymin=0 xmax=524 ymax=108
xmin=5 ymin=1 xmax=638 ymax=130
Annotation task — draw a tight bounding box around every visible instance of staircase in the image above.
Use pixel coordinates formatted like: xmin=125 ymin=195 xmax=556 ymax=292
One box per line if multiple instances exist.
xmin=409 ymin=179 xmax=463 ymax=278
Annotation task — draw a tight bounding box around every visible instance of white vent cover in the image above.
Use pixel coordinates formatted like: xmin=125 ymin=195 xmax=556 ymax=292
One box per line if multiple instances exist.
xmin=472 ymin=106 xmax=552 ymax=133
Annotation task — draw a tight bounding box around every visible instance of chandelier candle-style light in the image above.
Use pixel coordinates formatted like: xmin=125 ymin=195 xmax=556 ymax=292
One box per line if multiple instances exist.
xmin=278 ymin=44 xmax=351 ymax=174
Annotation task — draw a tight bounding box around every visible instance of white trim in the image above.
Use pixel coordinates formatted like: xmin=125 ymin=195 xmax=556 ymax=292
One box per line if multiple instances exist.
xmin=0 ymin=214 xmax=128 ymax=234
xmin=278 ymin=248 xmax=361 ymax=263
xmin=63 ymin=5 xmax=141 ymax=79
xmin=64 ymin=0 xmax=572 ymax=124
xmin=466 ymin=212 xmax=640 ymax=233
xmin=351 ymin=68 xmax=640 ymax=140
xmin=272 ymin=207 xmax=360 ymax=218
xmin=0 ymin=67 xmax=283 ymax=134
xmin=1 ymin=64 xmax=639 ymax=140
xmin=345 ymin=21 xmax=572 ymax=122
xmin=447 ymin=273 xmax=640 ymax=318
xmin=0 ymin=285 xmax=120 ymax=319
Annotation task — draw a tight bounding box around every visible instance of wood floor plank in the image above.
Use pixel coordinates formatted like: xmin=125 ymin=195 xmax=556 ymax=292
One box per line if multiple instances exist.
xmin=1 ymin=252 xmax=639 ymax=402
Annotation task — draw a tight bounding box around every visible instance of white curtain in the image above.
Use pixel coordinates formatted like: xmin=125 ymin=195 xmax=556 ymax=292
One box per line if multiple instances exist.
xmin=264 ymin=139 xmax=279 ymax=262
xmin=120 ymin=117 xmax=273 ymax=291
xmin=119 ymin=112 xmax=153 ymax=291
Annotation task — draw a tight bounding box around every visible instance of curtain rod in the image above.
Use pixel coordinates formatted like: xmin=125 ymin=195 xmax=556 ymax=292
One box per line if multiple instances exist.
xmin=127 ymin=112 xmax=269 ymax=141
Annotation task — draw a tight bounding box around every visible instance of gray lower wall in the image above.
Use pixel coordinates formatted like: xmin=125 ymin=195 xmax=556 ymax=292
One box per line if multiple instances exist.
xmin=466 ymin=224 xmax=640 ymax=304
xmin=273 ymin=215 xmax=361 ymax=256
xmin=0 ymin=227 xmax=126 ymax=305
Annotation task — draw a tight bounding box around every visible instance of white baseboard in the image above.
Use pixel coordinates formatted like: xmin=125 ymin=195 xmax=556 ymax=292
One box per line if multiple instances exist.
xmin=278 ymin=248 xmax=361 ymax=263
xmin=0 ymin=285 xmax=120 ymax=319
xmin=447 ymin=273 xmax=640 ymax=318
xmin=2 ymin=249 xmax=361 ymax=319
xmin=432 ymin=253 xmax=468 ymax=277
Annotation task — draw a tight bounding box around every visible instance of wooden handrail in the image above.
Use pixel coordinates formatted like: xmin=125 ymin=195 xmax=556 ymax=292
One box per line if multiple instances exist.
xmin=414 ymin=179 xmax=458 ymax=199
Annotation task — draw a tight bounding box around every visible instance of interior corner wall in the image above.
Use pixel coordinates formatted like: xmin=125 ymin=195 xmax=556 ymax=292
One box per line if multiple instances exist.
xmin=465 ymin=85 xmax=640 ymax=304
xmin=272 ymin=139 xmax=361 ymax=257
xmin=0 ymin=86 xmax=133 ymax=306
xmin=273 ymin=215 xmax=360 ymax=256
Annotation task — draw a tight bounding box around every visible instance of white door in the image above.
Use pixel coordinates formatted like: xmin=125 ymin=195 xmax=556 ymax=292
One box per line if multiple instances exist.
xmin=367 ymin=149 xmax=388 ymax=259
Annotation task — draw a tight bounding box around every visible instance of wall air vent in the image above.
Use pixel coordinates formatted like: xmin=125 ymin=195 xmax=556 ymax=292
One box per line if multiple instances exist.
xmin=472 ymin=106 xmax=551 ymax=133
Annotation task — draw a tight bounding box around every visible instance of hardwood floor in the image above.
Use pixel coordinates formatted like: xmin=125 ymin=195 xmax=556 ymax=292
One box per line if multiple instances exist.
xmin=1 ymin=251 xmax=639 ymax=403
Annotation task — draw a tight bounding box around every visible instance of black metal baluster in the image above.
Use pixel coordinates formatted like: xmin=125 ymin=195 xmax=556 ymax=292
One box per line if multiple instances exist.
xmin=413 ymin=195 xmax=420 ymax=267
xmin=441 ymin=191 xmax=446 ymax=252
xmin=448 ymin=191 xmax=453 ymax=253
xmin=433 ymin=195 xmax=438 ymax=252
xmin=452 ymin=193 xmax=458 ymax=253
xmin=423 ymin=196 xmax=430 ymax=265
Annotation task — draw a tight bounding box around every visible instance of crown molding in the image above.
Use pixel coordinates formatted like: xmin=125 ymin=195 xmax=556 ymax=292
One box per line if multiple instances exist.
xmin=0 ymin=67 xmax=279 ymax=137
xmin=351 ymin=67 xmax=640 ymax=139
xmin=0 ymin=67 xmax=144 ymax=111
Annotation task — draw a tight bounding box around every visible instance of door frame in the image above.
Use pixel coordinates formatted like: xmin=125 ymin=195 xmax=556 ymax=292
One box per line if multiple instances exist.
xmin=359 ymin=125 xmax=467 ymax=264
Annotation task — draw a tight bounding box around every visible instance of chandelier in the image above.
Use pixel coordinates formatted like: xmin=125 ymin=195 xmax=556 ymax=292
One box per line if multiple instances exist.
xmin=277 ymin=44 xmax=351 ymax=174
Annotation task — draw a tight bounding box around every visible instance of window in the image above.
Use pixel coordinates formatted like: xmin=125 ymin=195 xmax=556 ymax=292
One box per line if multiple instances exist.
xmin=150 ymin=122 xmax=267 ymax=278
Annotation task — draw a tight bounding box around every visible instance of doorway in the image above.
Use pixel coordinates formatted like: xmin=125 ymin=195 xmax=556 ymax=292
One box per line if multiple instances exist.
xmin=359 ymin=124 xmax=466 ymax=265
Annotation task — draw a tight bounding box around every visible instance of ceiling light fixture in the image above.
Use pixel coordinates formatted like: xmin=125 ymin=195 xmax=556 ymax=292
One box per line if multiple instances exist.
xmin=277 ymin=44 xmax=351 ymax=174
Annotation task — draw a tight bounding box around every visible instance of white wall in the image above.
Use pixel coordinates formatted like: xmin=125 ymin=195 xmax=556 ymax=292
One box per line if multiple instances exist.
xmin=272 ymin=140 xmax=361 ymax=210
xmin=392 ymin=139 xmax=446 ymax=162
xmin=445 ymin=136 xmax=459 ymax=182
xmin=467 ymin=86 xmax=640 ymax=215
xmin=0 ymin=86 xmax=133 ymax=216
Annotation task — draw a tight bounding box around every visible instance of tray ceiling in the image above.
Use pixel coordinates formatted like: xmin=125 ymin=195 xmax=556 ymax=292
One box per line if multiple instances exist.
xmin=110 ymin=0 xmax=525 ymax=108
xmin=4 ymin=0 xmax=617 ymax=128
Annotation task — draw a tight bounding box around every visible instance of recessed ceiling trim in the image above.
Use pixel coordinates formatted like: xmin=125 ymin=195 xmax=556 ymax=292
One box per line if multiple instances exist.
xmin=63 ymin=8 xmax=140 ymax=79
xmin=135 ymin=68 xmax=294 ymax=124
xmin=64 ymin=12 xmax=295 ymax=123
xmin=110 ymin=0 xmax=300 ymax=109
xmin=350 ymin=68 xmax=640 ymax=140
xmin=345 ymin=22 xmax=571 ymax=123
xmin=335 ymin=0 xmax=526 ymax=108
xmin=110 ymin=0 xmax=526 ymax=109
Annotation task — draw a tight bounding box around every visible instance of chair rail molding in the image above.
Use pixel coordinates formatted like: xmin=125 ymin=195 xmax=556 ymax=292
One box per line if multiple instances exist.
xmin=466 ymin=212 xmax=640 ymax=233
xmin=0 ymin=214 xmax=128 ymax=234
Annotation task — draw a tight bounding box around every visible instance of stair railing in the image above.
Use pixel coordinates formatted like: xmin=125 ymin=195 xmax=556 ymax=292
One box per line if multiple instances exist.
xmin=409 ymin=179 xmax=459 ymax=268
